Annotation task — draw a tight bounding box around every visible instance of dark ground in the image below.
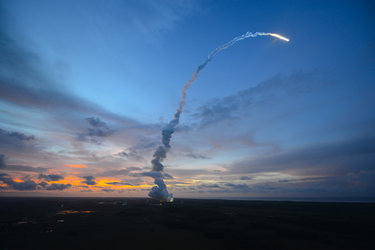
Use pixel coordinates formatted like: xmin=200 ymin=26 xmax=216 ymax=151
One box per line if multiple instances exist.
xmin=0 ymin=197 xmax=374 ymax=250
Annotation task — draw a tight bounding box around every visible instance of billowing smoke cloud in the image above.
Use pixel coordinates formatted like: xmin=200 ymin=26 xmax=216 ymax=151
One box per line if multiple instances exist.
xmin=148 ymin=32 xmax=288 ymax=202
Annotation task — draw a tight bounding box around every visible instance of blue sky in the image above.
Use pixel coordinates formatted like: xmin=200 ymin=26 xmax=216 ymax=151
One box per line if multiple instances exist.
xmin=0 ymin=0 xmax=374 ymax=198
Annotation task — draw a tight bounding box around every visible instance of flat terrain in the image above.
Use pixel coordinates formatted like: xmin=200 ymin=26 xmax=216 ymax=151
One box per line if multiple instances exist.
xmin=0 ymin=198 xmax=374 ymax=250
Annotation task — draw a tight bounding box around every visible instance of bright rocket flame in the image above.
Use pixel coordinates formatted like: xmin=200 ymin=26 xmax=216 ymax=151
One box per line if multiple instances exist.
xmin=269 ymin=33 xmax=290 ymax=42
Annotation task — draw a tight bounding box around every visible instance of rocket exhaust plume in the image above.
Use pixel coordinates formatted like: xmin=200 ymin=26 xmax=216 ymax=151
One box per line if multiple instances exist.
xmin=269 ymin=33 xmax=290 ymax=42
xmin=148 ymin=32 xmax=289 ymax=202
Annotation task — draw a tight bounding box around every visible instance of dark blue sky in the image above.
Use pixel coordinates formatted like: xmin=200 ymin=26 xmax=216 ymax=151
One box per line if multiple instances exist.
xmin=0 ymin=0 xmax=374 ymax=198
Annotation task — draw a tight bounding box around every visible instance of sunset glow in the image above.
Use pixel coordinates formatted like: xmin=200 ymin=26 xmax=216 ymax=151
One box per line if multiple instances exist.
xmin=0 ymin=0 xmax=373 ymax=199
xmin=66 ymin=164 xmax=87 ymax=169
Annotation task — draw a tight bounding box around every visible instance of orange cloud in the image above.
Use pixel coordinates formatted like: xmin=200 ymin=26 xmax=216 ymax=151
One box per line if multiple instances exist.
xmin=93 ymin=178 xmax=152 ymax=190
xmin=66 ymin=164 xmax=87 ymax=168
xmin=12 ymin=175 xmax=152 ymax=193
xmin=46 ymin=175 xmax=83 ymax=186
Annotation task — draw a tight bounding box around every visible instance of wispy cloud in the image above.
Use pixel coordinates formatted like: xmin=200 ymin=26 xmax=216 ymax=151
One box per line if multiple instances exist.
xmin=0 ymin=154 xmax=48 ymax=173
xmin=227 ymin=135 xmax=375 ymax=176
xmin=185 ymin=152 xmax=211 ymax=160
xmin=100 ymin=167 xmax=143 ymax=177
xmin=192 ymin=71 xmax=329 ymax=128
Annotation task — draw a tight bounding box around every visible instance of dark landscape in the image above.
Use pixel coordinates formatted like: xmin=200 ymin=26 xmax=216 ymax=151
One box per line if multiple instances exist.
xmin=1 ymin=197 xmax=374 ymax=250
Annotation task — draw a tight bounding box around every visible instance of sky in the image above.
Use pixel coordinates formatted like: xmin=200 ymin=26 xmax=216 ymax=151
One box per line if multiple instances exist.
xmin=0 ymin=0 xmax=374 ymax=199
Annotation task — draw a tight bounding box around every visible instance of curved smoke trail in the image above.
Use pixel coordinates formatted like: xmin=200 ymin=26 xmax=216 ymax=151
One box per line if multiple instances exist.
xmin=148 ymin=32 xmax=289 ymax=202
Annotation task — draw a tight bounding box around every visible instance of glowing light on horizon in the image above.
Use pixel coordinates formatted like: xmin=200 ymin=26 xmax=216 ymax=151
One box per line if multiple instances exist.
xmin=57 ymin=210 xmax=94 ymax=214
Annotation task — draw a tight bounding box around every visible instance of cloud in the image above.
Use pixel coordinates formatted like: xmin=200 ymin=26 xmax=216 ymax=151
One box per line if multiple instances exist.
xmin=101 ymin=188 xmax=114 ymax=192
xmin=83 ymin=128 xmax=112 ymax=138
xmin=38 ymin=174 xmax=64 ymax=182
xmin=247 ymin=173 xmax=375 ymax=196
xmin=85 ymin=117 xmax=108 ymax=128
xmin=106 ymin=182 xmax=132 ymax=185
xmin=185 ymin=153 xmax=211 ymax=160
xmin=3 ymin=165 xmax=48 ymax=172
xmin=106 ymin=0 xmax=200 ymax=41
xmin=199 ymin=184 xmax=220 ymax=188
xmin=11 ymin=180 xmax=39 ymax=191
xmin=138 ymin=171 xmax=173 ymax=179
xmin=81 ymin=176 xmax=96 ymax=185
xmin=228 ymin=135 xmax=375 ymax=177
xmin=116 ymin=150 xmax=144 ymax=162
xmin=0 ymin=30 xmax=134 ymax=125
xmin=76 ymin=117 xmax=115 ymax=143
xmin=0 ymin=23 xmax=140 ymax=137
xmin=0 ymin=128 xmax=38 ymax=153
xmin=0 ymin=15 xmax=167 ymax=184
xmin=0 ymin=173 xmax=14 ymax=185
xmin=115 ymin=141 xmax=159 ymax=162
xmin=0 ymin=0 xmax=197 ymax=123
xmin=0 ymin=154 xmax=4 ymax=168
xmin=66 ymin=164 xmax=87 ymax=168
xmin=240 ymin=176 xmax=252 ymax=180
xmin=224 ymin=183 xmax=251 ymax=191
xmin=168 ymin=168 xmax=223 ymax=178
xmin=184 ymin=174 xmax=375 ymax=196
xmin=0 ymin=128 xmax=35 ymax=141
xmin=0 ymin=2 xmax=199 ymax=194
xmin=45 ymin=183 xmax=71 ymax=190
xmin=191 ymin=183 xmax=252 ymax=193
xmin=0 ymin=174 xmax=38 ymax=190
xmin=100 ymin=167 xmax=142 ymax=177
xmin=192 ymin=71 xmax=329 ymax=127
xmin=0 ymin=154 xmax=48 ymax=172
xmin=0 ymin=175 xmax=72 ymax=191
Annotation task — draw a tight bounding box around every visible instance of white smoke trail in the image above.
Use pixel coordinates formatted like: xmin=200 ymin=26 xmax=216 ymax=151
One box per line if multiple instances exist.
xmin=148 ymin=32 xmax=289 ymax=202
